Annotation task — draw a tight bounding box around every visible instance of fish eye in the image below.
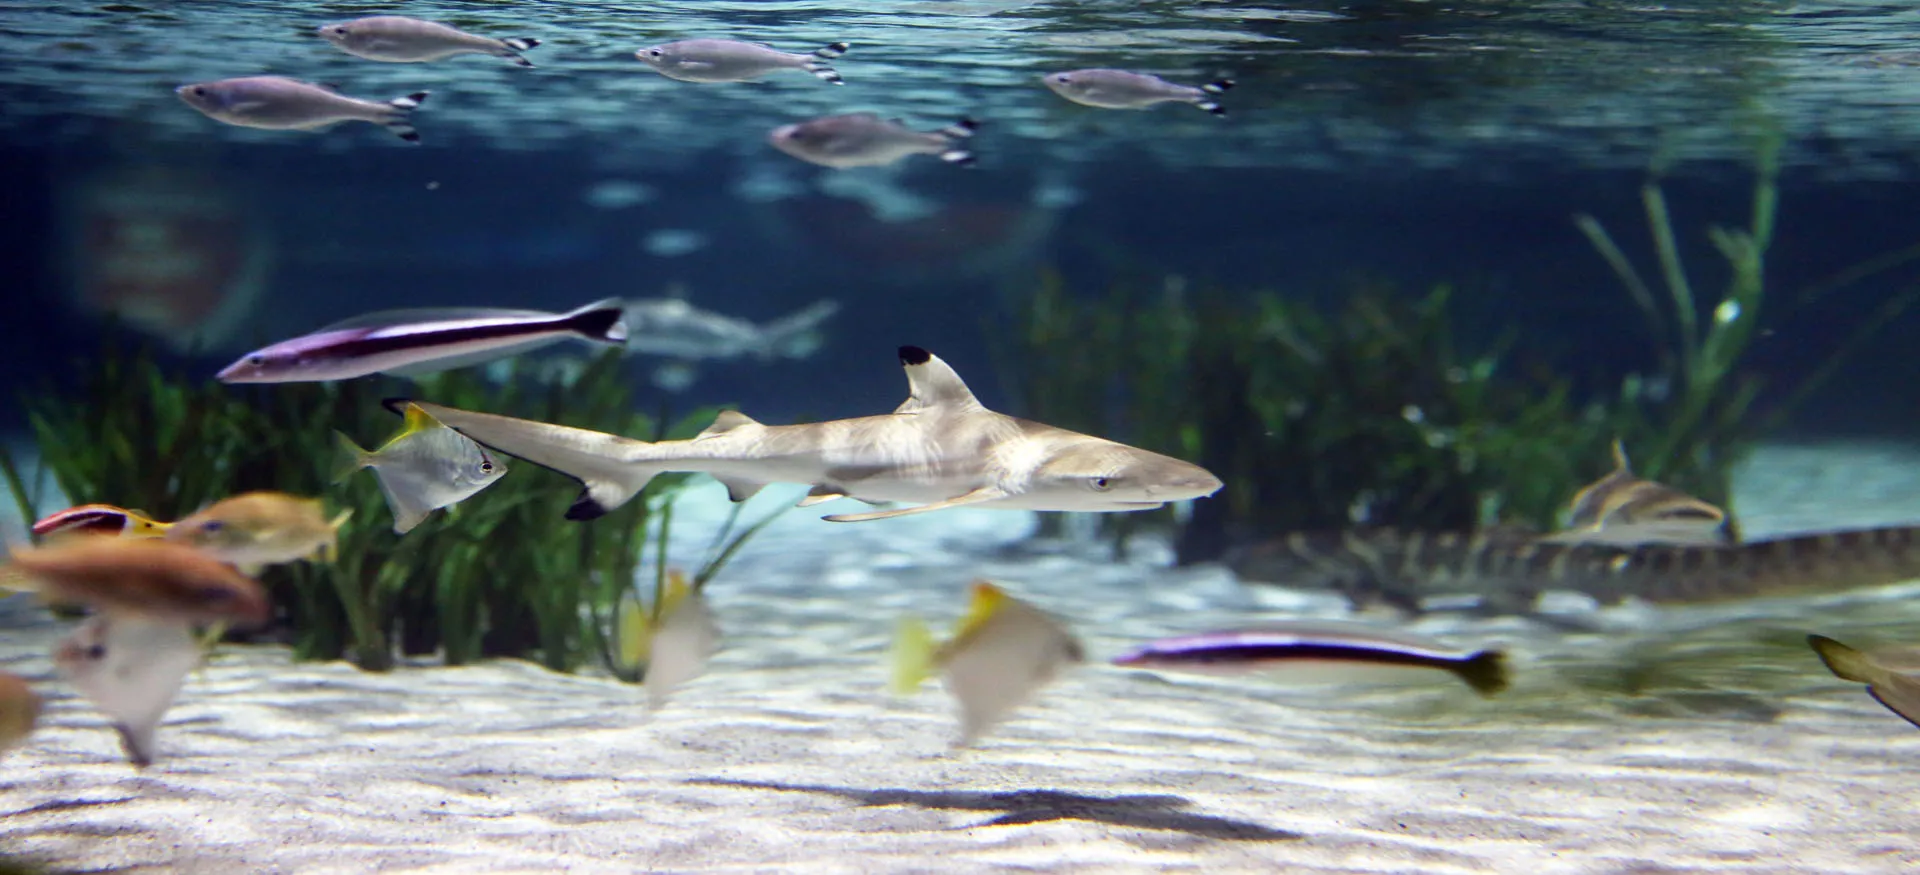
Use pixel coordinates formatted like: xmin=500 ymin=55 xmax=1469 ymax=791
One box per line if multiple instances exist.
xmin=200 ymin=520 xmax=225 ymax=533
xmin=191 ymin=86 xmax=207 ymax=96
xmin=1089 ymin=476 xmax=1114 ymax=492
xmin=246 ymin=354 xmax=264 ymax=366
xmin=85 ymin=643 xmax=106 ymax=660
xmin=480 ymin=460 xmax=495 ymax=473
xmin=647 ymin=49 xmax=663 ymax=58
xmin=1057 ymin=74 xmax=1071 ymax=84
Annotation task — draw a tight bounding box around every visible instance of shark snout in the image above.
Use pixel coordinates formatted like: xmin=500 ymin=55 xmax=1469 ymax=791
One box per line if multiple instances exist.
xmin=1149 ymin=467 xmax=1224 ymax=501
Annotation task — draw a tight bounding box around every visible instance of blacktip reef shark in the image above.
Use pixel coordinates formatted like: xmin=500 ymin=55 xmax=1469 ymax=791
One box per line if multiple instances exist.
xmin=393 ymin=345 xmax=1224 ymax=522
xmin=1229 ymin=443 xmax=1920 ymax=615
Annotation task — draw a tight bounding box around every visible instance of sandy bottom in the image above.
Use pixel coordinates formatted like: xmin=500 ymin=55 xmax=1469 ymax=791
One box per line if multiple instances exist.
xmin=4 ymin=443 xmax=1920 ymax=873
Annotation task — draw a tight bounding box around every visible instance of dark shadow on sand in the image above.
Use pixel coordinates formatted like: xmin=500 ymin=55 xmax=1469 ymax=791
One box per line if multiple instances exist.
xmin=687 ymin=778 xmax=1302 ymax=841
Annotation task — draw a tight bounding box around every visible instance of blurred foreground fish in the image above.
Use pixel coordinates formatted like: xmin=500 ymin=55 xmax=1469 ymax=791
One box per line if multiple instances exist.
xmin=165 ymin=492 xmax=349 ymax=574
xmin=395 ymin=346 xmax=1223 ymax=522
xmin=1042 ymin=69 xmax=1234 ymax=115
xmin=0 ymin=671 xmax=41 ymax=755
xmin=176 ymin=76 xmax=429 ymax=143
xmin=1539 ymin=440 xmax=1731 ymax=548
xmin=769 ymin=114 xmax=977 ymax=169
xmin=619 ymin=570 xmax=720 ymax=710
xmin=56 ymin=614 xmax=203 ymax=767
xmin=32 ymin=504 xmax=172 ymax=540
xmin=334 ymin=403 xmax=507 ymax=534
xmin=1113 ymin=621 xmax=1509 ymax=696
xmin=319 ymin=15 xmax=540 ymax=67
xmin=637 ymin=39 xmax=849 ymax=84
xmin=1 ymin=538 xmax=270 ymax=627
xmin=890 ymin=581 xmax=1083 ymax=747
xmin=216 ymin=298 xmax=629 ymax=383
xmin=1808 ymin=634 xmax=1920 ymax=729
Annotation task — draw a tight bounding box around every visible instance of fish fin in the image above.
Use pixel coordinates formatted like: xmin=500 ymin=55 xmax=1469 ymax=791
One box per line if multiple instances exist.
xmin=616 ymin=590 xmax=652 ymax=671
xmin=891 ymin=346 xmax=984 ymax=414
xmin=382 ymin=91 xmax=428 ymax=143
xmin=1454 ymin=649 xmax=1510 ymax=697
xmin=499 ymin=37 xmax=539 ymax=67
xmin=696 ymin=409 xmax=760 ymax=439
xmin=714 ymin=476 xmax=768 ymax=503
xmin=1202 ymin=78 xmax=1235 ymax=94
xmin=1809 ymin=634 xmax=1877 ymax=683
xmin=644 ymin=588 xmax=718 ymax=711
xmin=942 ymin=118 xmax=979 ymax=139
xmin=562 ymin=297 xmax=629 ymax=344
xmin=1866 ymin=676 xmax=1920 ymax=730
xmin=952 ymin=581 xmax=1008 ymax=640
xmin=802 ymin=46 xmax=845 ymax=85
xmin=762 ymin=300 xmax=840 ymax=359
xmin=815 ymin=41 xmax=850 ymax=59
xmin=399 ymin=402 xmax=443 ymax=436
xmin=384 ymin=485 xmax=433 ymax=535
xmin=889 ymin=615 xmax=937 ymax=695
xmin=317 ymin=510 xmax=352 ymax=561
xmin=797 ymin=485 xmax=847 ymax=508
xmin=330 ymin=431 xmax=373 ymax=485
xmin=938 ymin=118 xmax=978 ymax=166
xmin=823 ymin=486 xmax=1006 ymax=523
xmin=115 ymin=721 xmax=156 ymax=769
xmin=236 ymin=562 xmax=264 ymax=577
xmin=399 ymin=400 xmax=662 ymax=520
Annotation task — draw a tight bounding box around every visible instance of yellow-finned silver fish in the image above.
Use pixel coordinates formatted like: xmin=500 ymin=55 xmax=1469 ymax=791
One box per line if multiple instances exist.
xmin=319 ymin=15 xmax=540 ymax=67
xmin=890 ymin=580 xmax=1083 ymax=748
xmin=176 ymin=76 xmax=429 ymax=143
xmin=335 ymin=402 xmax=507 ymax=534
xmin=55 ymin=613 xmax=204 ymax=767
xmin=617 ymin=569 xmax=720 ymax=710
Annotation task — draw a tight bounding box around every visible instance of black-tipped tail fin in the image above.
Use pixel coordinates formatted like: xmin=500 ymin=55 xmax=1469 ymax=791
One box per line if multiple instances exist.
xmin=563 ymin=298 xmax=630 ymax=344
xmin=499 ymin=38 xmax=539 ymax=67
xmin=1454 ymin=649 xmax=1510 ymax=697
xmin=938 ymin=118 xmax=978 ymax=166
xmin=1197 ymin=79 xmax=1233 ymax=116
xmin=383 ymin=91 xmax=429 ymax=142
xmin=805 ymin=42 xmax=850 ymax=84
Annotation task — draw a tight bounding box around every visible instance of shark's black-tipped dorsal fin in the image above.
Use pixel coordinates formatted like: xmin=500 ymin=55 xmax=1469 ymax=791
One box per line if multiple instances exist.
xmin=894 ymin=346 xmax=981 ymax=414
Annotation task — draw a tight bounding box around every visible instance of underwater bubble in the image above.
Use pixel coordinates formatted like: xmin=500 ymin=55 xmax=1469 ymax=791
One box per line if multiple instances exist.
xmin=584 ymin=179 xmax=655 ymax=210
xmin=1714 ymin=299 xmax=1742 ymax=324
xmin=642 ymin=229 xmax=710 ymax=258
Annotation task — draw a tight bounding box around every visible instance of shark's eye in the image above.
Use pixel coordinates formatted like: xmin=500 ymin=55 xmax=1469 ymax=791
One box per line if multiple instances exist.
xmin=85 ymin=643 xmax=106 ymax=660
xmin=246 ymin=354 xmax=265 ymax=367
xmin=648 ymin=49 xmax=663 ymax=58
xmin=1089 ymin=476 xmax=1114 ymax=492
xmin=200 ymin=519 xmax=226 ymax=533
xmin=191 ymin=86 xmax=207 ymax=97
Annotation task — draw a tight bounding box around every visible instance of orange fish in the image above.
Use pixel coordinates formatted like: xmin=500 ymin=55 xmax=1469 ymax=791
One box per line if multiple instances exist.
xmin=2 ymin=537 xmax=271 ymax=628
xmin=32 ymin=503 xmax=174 ymax=540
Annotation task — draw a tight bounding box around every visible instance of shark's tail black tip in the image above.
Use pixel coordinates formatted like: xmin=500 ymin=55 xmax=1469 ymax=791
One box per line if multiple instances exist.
xmin=898 ymin=345 xmax=931 ymax=365
xmin=566 ymin=493 xmax=610 ymax=521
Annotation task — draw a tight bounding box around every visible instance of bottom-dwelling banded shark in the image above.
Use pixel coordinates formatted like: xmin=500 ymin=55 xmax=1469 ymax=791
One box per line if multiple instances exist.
xmin=1229 ymin=443 xmax=1918 ymax=614
xmin=396 ymin=346 xmax=1223 ymax=522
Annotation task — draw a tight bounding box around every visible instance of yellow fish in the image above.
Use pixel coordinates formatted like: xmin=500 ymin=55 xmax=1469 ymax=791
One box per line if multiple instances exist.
xmin=1809 ymin=634 xmax=1920 ymax=730
xmin=890 ymin=580 xmax=1084 ymax=747
xmin=616 ymin=569 xmax=719 ymax=710
xmin=164 ymin=491 xmax=350 ymax=573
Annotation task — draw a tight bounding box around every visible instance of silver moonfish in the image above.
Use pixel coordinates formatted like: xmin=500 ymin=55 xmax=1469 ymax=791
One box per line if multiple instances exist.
xmin=176 ymin=76 xmax=430 ymax=143
xmin=630 ymin=572 xmax=720 ymax=711
xmin=334 ymin=403 xmax=507 ymax=534
xmin=622 ymin=298 xmax=839 ymax=361
xmin=216 ymin=298 xmax=629 ymax=383
xmin=637 ymin=39 xmax=849 ymax=84
xmin=768 ymin=114 xmax=977 ymax=169
xmin=1041 ymin=69 xmax=1234 ymax=115
xmin=319 ymin=15 xmax=540 ymax=67
xmin=54 ymin=613 xmax=203 ymax=768
xmin=1809 ymin=634 xmax=1920 ymax=730
xmin=891 ymin=581 xmax=1084 ymax=748
xmin=1112 ymin=621 xmax=1509 ymax=697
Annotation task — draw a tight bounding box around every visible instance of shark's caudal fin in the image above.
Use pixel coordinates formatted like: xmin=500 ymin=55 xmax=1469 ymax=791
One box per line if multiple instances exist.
xmin=892 ymin=346 xmax=984 ymax=414
xmin=499 ymin=37 xmax=539 ymax=67
xmin=804 ymin=41 xmax=850 ymax=84
xmin=762 ymin=300 xmax=841 ymax=360
xmin=382 ymin=91 xmax=429 ymax=143
xmin=390 ymin=399 xmax=662 ymax=519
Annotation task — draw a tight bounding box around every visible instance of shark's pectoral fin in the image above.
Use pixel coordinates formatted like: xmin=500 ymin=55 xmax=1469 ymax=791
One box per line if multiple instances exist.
xmin=822 ymin=486 xmax=1007 ymax=522
xmin=797 ymin=484 xmax=849 ymax=508
xmin=715 ymin=476 xmax=769 ymax=503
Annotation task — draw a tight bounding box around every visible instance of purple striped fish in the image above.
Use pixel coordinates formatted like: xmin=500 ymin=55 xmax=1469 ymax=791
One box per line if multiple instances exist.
xmin=1112 ymin=621 xmax=1509 ymax=696
xmin=216 ymin=298 xmax=628 ymax=383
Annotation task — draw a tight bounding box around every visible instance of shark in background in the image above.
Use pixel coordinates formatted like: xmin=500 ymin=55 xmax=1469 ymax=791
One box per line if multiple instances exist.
xmin=1229 ymin=444 xmax=1920 ymax=615
xmin=399 ymin=345 xmax=1223 ymax=522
